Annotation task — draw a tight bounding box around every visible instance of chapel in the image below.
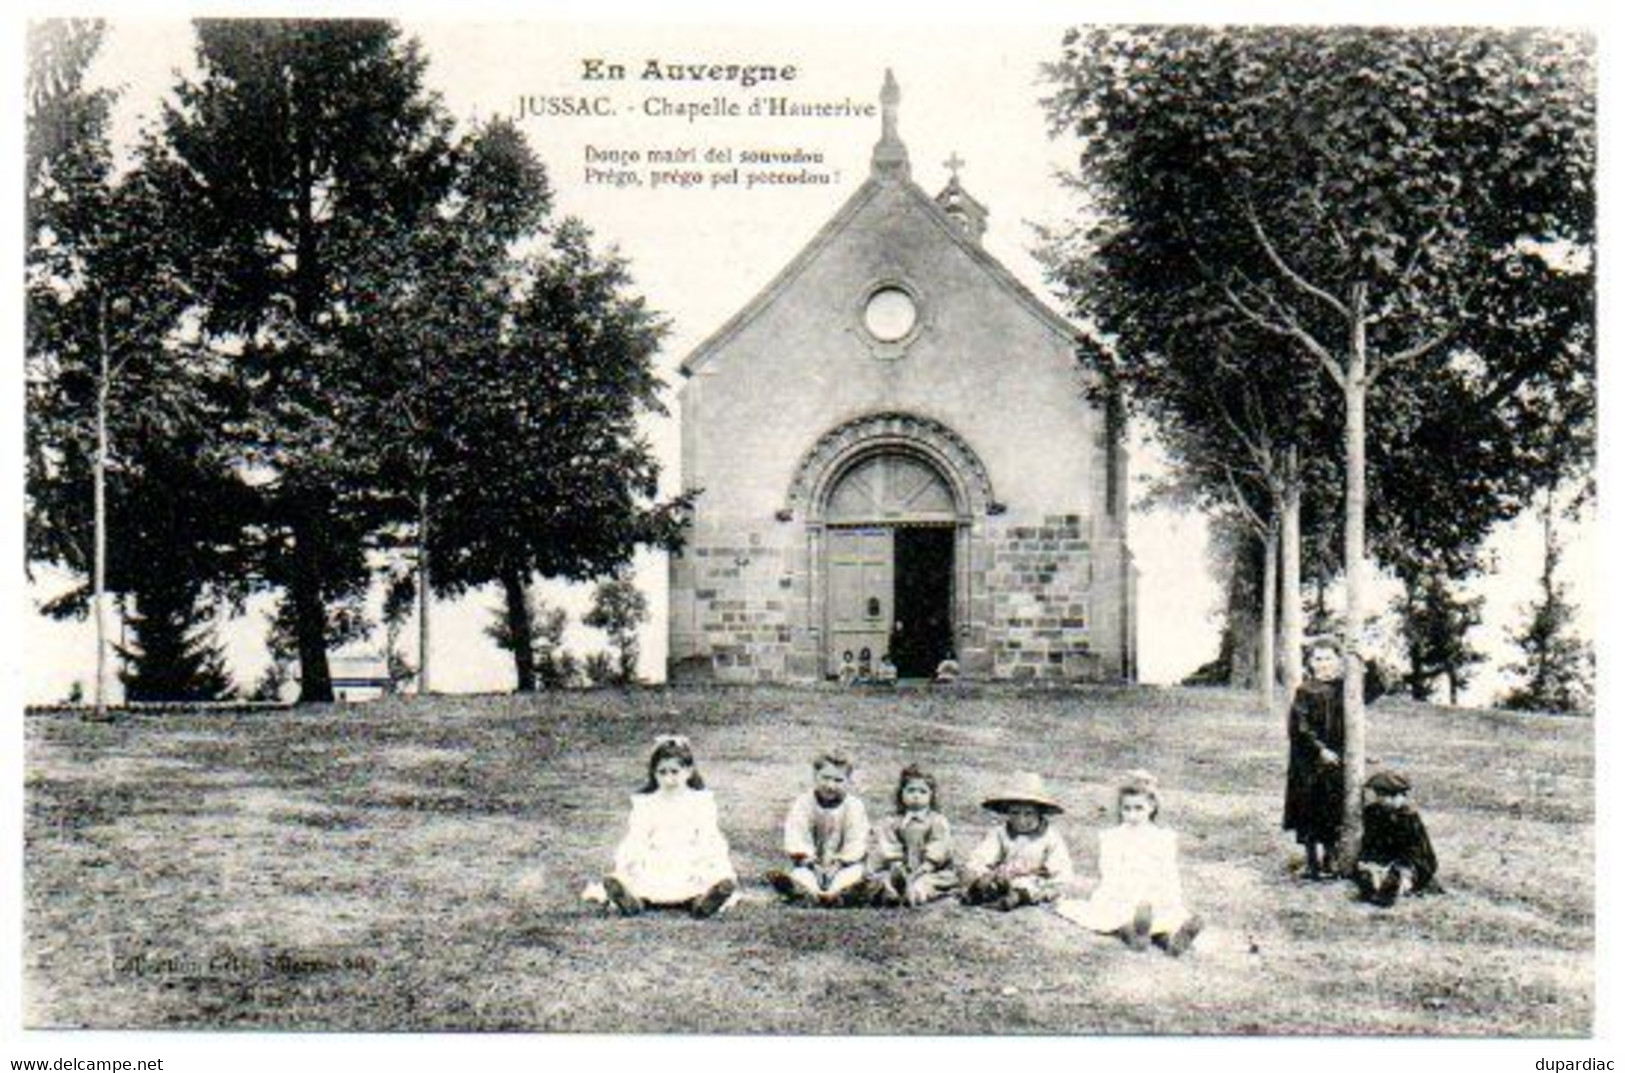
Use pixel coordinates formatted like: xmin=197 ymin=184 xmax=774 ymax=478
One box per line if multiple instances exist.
xmin=667 ymin=71 xmax=1137 ymax=683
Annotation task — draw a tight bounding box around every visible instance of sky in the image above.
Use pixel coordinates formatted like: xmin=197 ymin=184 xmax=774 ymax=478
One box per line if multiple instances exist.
xmin=17 ymin=15 xmax=1597 ymax=708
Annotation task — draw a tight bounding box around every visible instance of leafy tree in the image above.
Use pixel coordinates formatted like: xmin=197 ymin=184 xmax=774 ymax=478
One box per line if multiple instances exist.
xmin=117 ymin=590 xmax=236 ymax=702
xmin=1045 ymin=26 xmax=1593 ymax=868
xmin=1393 ymin=565 xmax=1485 ymax=704
xmin=583 ymin=651 xmax=617 ymax=688
xmin=428 ymin=218 xmax=689 ymax=692
xmin=1500 ymin=489 xmax=1592 ymax=714
xmin=351 ymin=117 xmax=552 ymax=693
xmin=585 ymin=576 xmax=649 ymax=685
xmin=140 ymin=19 xmax=459 ymax=702
xmin=485 ymin=591 xmax=577 ymax=690
xmin=1084 ymin=317 xmax=1339 ymax=706
xmin=27 ymin=19 xmax=252 ymax=705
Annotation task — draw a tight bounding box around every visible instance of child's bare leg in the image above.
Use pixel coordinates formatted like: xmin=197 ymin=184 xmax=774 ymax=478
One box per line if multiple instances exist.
xmin=823 ymin=863 xmax=865 ymax=892
xmin=1163 ymin=913 xmax=1204 ymax=957
xmin=1372 ymin=865 xmax=1413 ymax=907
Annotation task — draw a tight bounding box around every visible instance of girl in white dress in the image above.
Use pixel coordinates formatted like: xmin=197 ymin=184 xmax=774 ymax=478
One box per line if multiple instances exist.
xmin=601 ymin=736 xmax=738 ymax=918
xmin=1056 ymin=771 xmax=1203 ymax=955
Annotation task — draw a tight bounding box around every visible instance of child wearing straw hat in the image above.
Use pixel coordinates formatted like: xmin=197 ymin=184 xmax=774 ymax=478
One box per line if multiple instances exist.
xmin=961 ymin=772 xmax=1075 ymax=911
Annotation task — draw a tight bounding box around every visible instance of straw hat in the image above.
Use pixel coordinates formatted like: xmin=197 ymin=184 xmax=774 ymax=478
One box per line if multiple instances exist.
xmin=981 ymin=772 xmax=1064 ymax=815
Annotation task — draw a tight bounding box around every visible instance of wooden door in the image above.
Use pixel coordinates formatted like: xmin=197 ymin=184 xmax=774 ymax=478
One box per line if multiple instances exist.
xmin=826 ymin=526 xmax=893 ymax=675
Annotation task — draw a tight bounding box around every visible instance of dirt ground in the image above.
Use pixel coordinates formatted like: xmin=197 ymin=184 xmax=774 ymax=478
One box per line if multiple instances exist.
xmin=23 ymin=683 xmax=1594 ymax=1034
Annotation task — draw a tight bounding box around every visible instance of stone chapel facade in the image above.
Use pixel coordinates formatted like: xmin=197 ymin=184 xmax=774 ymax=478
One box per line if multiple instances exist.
xmin=667 ymin=72 xmax=1137 ymax=684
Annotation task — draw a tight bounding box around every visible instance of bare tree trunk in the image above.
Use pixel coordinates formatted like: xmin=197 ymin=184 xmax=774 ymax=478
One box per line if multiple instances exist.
xmin=91 ymin=295 xmax=112 ymax=721
xmin=1260 ymin=516 xmax=1278 ymax=711
xmin=1279 ymin=460 xmax=1305 ymax=718
xmin=1533 ymin=486 xmax=1559 ymax=697
xmin=291 ymin=511 xmax=334 ymax=704
xmin=1335 ymin=284 xmax=1370 ymax=874
xmin=418 ymin=484 xmax=432 ymax=695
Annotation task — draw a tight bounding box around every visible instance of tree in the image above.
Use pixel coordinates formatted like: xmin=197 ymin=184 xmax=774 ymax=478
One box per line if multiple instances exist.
xmin=585 ymin=576 xmax=649 ymax=685
xmin=1077 ymin=313 xmax=1340 ymax=708
xmin=140 ymin=20 xmax=459 ymax=702
xmin=1393 ymin=566 xmax=1485 ymax=704
xmin=26 ymin=19 xmax=119 ymax=715
xmin=1046 ymin=27 xmax=1593 ymax=869
xmin=351 ymin=117 xmax=552 ymax=694
xmin=485 ymin=591 xmax=577 ymax=690
xmin=117 ymin=591 xmax=236 ymax=702
xmin=27 ymin=19 xmax=252 ymax=707
xmin=427 ymin=218 xmax=689 ymax=692
xmin=1500 ymin=488 xmax=1592 ymax=714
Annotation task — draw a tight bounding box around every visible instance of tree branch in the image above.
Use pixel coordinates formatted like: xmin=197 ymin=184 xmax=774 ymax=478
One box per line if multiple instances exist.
xmin=1308 ymin=185 xmax=1353 ymax=260
xmin=1222 ymin=281 xmax=1345 ymax=390
xmin=1211 ymin=381 xmax=1274 ymax=476
xmin=1222 ymin=463 xmax=1269 ymax=537
xmin=1244 ymin=196 xmax=1350 ymax=319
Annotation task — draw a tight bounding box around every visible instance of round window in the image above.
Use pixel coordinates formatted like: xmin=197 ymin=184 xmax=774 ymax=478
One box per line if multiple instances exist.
xmin=862 ymin=286 xmax=918 ymax=343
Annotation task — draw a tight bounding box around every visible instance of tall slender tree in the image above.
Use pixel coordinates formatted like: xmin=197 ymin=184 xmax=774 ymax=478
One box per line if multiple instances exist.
xmin=349 ymin=117 xmax=552 ymax=694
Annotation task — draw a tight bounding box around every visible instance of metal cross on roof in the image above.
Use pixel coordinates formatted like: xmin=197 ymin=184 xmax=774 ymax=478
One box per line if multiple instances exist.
xmin=944 ymin=152 xmax=965 ymax=181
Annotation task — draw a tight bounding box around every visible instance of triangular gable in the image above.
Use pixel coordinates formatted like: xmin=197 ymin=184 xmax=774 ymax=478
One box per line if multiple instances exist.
xmin=679 ymin=177 xmax=1081 ymax=377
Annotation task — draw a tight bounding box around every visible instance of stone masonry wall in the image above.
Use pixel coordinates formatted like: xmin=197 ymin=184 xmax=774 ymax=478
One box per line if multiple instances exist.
xmin=668 ymin=524 xmax=803 ymax=684
xmin=986 ymin=513 xmax=1102 ymax=680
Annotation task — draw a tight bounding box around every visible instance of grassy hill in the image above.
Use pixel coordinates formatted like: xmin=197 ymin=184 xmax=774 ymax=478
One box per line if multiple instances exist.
xmin=23 ymin=683 xmax=1593 ymax=1034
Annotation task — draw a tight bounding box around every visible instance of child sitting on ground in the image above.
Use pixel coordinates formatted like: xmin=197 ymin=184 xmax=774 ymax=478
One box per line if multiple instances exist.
xmin=874 ymin=652 xmax=899 ymax=686
xmin=961 ymin=772 xmax=1074 ymax=911
xmin=767 ymin=751 xmax=872 ymax=907
xmin=597 ymin=735 xmax=738 ymax=919
xmin=1355 ymin=770 xmax=1442 ymax=906
xmin=1055 ymin=770 xmax=1203 ymax=955
xmin=837 ymin=650 xmax=859 ymax=686
xmin=870 ymin=764 xmax=959 ymax=907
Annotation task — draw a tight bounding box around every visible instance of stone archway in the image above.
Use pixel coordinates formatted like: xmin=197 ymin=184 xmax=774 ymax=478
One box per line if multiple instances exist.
xmin=783 ymin=413 xmax=997 ymax=678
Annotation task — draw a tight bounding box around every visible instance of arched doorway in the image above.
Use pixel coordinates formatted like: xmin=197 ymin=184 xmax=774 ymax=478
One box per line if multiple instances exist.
xmin=823 ymin=452 xmax=957 ymax=678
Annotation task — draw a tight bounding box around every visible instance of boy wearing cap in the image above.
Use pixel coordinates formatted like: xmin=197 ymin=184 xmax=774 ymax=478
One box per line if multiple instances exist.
xmin=961 ymin=772 xmax=1075 ymax=911
xmin=1355 ymin=770 xmax=1441 ymax=906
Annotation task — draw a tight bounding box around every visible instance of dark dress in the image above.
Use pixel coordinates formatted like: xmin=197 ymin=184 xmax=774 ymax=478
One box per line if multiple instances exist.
xmin=1358 ymin=804 xmax=1442 ymax=893
xmin=1282 ymin=668 xmax=1383 ymax=845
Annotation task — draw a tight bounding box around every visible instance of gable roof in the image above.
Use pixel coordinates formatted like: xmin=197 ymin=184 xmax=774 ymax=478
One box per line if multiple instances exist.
xmin=678 ymin=175 xmax=1081 ymax=377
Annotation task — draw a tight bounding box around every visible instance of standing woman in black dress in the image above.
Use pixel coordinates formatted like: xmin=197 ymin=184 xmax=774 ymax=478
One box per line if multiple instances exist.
xmin=1282 ymin=638 xmax=1382 ymax=879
